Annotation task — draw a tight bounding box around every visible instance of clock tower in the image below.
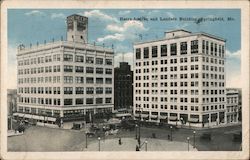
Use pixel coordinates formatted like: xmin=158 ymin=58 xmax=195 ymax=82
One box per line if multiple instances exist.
xmin=67 ymin=14 xmax=88 ymax=43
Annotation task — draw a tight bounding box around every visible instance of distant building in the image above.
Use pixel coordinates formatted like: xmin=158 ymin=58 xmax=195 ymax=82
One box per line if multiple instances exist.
xmin=7 ymin=89 xmax=17 ymax=130
xmin=133 ymin=29 xmax=226 ymax=128
xmin=226 ymin=88 xmax=241 ymax=123
xmin=114 ymin=62 xmax=133 ymax=112
xmin=16 ymin=14 xmax=114 ymax=127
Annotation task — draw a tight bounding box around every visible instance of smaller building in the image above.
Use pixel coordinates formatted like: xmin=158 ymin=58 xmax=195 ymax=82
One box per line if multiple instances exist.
xmin=226 ymin=88 xmax=240 ymax=123
xmin=7 ymin=89 xmax=17 ymax=130
xmin=114 ymin=62 xmax=133 ymax=112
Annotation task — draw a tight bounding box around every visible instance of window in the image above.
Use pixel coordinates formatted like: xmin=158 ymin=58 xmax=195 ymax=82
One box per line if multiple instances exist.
xmin=64 ymin=65 xmax=73 ymax=72
xmin=210 ymin=42 xmax=214 ymax=55
xmin=64 ymin=76 xmax=73 ymax=83
xmin=75 ymin=55 xmax=84 ymax=62
xmin=105 ymin=68 xmax=112 ymax=74
xmin=143 ymin=47 xmax=149 ymax=58
xmin=180 ymin=42 xmax=187 ymax=54
xmin=152 ymin=46 xmax=158 ymax=58
xmin=105 ymin=59 xmax=112 ymax=65
xmin=161 ymin=45 xmax=167 ymax=56
xmin=96 ymin=68 xmax=103 ymax=74
xmin=64 ymin=54 xmax=73 ymax=61
xmin=76 ymin=98 xmax=84 ymax=105
xmin=96 ymin=58 xmax=103 ymax=64
xmin=86 ymin=98 xmax=93 ymax=104
xmin=86 ymin=87 xmax=94 ymax=94
xmin=136 ymin=48 xmax=141 ymax=59
xmin=64 ymin=87 xmax=73 ymax=94
xmin=75 ymin=87 xmax=84 ymax=94
xmin=75 ymin=66 xmax=84 ymax=73
xmin=75 ymin=77 xmax=84 ymax=83
xmin=170 ymin=43 xmax=177 ymax=55
xmin=191 ymin=40 xmax=198 ymax=53
xmin=105 ymin=87 xmax=112 ymax=94
xmin=86 ymin=77 xmax=94 ymax=83
xmin=96 ymin=87 xmax=103 ymax=94
xmin=106 ymin=78 xmax=112 ymax=84
xmin=96 ymin=98 xmax=103 ymax=104
xmin=64 ymin=99 xmax=72 ymax=105
xmin=202 ymin=40 xmax=205 ymax=53
xmin=86 ymin=67 xmax=94 ymax=73
xmin=105 ymin=98 xmax=112 ymax=103
xmin=86 ymin=57 xmax=94 ymax=64
xmin=96 ymin=78 xmax=103 ymax=84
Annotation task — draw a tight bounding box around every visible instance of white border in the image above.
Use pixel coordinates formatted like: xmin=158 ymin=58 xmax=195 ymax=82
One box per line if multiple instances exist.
xmin=1 ymin=0 xmax=249 ymax=160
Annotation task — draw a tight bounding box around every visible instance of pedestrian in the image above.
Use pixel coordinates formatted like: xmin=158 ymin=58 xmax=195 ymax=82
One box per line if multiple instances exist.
xmin=168 ymin=134 xmax=170 ymax=140
xmin=119 ymin=137 xmax=122 ymax=145
xmin=136 ymin=145 xmax=140 ymax=151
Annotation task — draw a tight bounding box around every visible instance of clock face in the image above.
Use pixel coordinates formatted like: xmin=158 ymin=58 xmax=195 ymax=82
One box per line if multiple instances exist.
xmin=77 ymin=22 xmax=86 ymax=31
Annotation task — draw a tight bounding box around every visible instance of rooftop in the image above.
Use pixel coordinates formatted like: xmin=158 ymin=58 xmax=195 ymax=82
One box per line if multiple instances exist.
xmin=17 ymin=40 xmax=114 ymax=56
xmin=134 ymin=29 xmax=226 ymax=45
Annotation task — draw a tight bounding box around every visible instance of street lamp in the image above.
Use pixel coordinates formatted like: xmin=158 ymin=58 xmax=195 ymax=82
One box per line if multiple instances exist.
xmin=187 ymin=137 xmax=190 ymax=151
xmin=145 ymin=140 xmax=148 ymax=151
xmin=180 ymin=117 xmax=183 ymax=128
xmin=136 ymin=107 xmax=143 ymax=147
xmin=193 ymin=131 xmax=196 ymax=148
xmin=135 ymin=124 xmax=138 ymax=139
xmin=170 ymin=126 xmax=173 ymax=141
xmin=98 ymin=137 xmax=101 ymax=151
xmin=85 ymin=131 xmax=88 ymax=148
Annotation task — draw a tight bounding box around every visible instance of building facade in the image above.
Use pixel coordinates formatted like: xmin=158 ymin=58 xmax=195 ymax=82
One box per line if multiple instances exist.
xmin=114 ymin=62 xmax=133 ymax=111
xmin=133 ymin=29 xmax=226 ymax=127
xmin=226 ymin=88 xmax=240 ymax=123
xmin=16 ymin=14 xmax=114 ymax=127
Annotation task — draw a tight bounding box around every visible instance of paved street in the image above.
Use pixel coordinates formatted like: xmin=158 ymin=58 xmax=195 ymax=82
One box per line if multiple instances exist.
xmin=8 ymin=124 xmax=242 ymax=151
xmin=83 ymin=137 xmax=197 ymax=151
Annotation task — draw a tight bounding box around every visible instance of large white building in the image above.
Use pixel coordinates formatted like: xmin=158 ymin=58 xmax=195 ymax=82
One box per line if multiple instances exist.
xmin=133 ymin=29 xmax=226 ymax=127
xmin=226 ymin=88 xmax=240 ymax=123
xmin=15 ymin=14 xmax=114 ymax=127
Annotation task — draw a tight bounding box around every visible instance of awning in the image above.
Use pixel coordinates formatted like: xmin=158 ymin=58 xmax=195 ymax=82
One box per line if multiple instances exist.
xmin=169 ymin=116 xmax=178 ymax=121
xmin=47 ymin=117 xmax=56 ymax=122
xmin=141 ymin=114 xmax=149 ymax=118
xmin=151 ymin=115 xmax=158 ymax=118
xmin=189 ymin=118 xmax=199 ymax=123
xmin=159 ymin=115 xmax=168 ymax=119
xmin=13 ymin=113 xmax=24 ymax=117
xmin=24 ymin=114 xmax=32 ymax=118
xmin=115 ymin=113 xmax=131 ymax=117
xmin=134 ymin=114 xmax=140 ymax=117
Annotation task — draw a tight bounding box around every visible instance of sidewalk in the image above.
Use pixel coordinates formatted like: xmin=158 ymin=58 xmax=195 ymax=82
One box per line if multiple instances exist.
xmin=83 ymin=138 xmax=197 ymax=151
xmin=177 ymin=122 xmax=242 ymax=130
xmin=7 ymin=130 xmax=23 ymax=137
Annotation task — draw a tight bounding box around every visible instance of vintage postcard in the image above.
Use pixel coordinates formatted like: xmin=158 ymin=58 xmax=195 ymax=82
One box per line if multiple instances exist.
xmin=1 ymin=0 xmax=249 ymax=160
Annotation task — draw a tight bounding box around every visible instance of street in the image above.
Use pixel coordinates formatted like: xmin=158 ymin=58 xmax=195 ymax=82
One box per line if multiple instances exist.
xmin=8 ymin=124 xmax=242 ymax=151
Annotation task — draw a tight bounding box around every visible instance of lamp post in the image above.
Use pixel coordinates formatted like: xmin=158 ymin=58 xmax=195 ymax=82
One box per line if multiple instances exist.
xmin=170 ymin=126 xmax=173 ymax=141
xmin=85 ymin=131 xmax=88 ymax=148
xmin=135 ymin=124 xmax=138 ymax=139
xmin=193 ymin=131 xmax=196 ymax=148
xmin=145 ymin=140 xmax=148 ymax=151
xmin=187 ymin=137 xmax=190 ymax=151
xmin=98 ymin=137 xmax=101 ymax=151
xmin=137 ymin=107 xmax=143 ymax=147
xmin=180 ymin=117 xmax=183 ymax=128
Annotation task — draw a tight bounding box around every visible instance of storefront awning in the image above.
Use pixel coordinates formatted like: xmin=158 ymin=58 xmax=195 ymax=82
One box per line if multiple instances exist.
xmin=189 ymin=118 xmax=199 ymax=123
xmin=151 ymin=115 xmax=158 ymax=118
xmin=141 ymin=114 xmax=149 ymax=118
xmin=169 ymin=116 xmax=177 ymax=121
xmin=159 ymin=115 xmax=168 ymax=119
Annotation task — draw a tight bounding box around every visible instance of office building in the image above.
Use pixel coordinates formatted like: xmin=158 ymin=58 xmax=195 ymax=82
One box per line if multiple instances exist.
xmin=114 ymin=62 xmax=133 ymax=111
xmin=15 ymin=14 xmax=114 ymax=127
xmin=226 ymin=88 xmax=240 ymax=123
xmin=133 ymin=29 xmax=226 ymax=127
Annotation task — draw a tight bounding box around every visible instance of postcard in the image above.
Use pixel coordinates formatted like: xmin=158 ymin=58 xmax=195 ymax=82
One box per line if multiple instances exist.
xmin=1 ymin=0 xmax=249 ymax=160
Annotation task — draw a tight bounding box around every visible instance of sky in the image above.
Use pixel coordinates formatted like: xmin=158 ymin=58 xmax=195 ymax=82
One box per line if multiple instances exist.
xmin=7 ymin=9 xmax=241 ymax=89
